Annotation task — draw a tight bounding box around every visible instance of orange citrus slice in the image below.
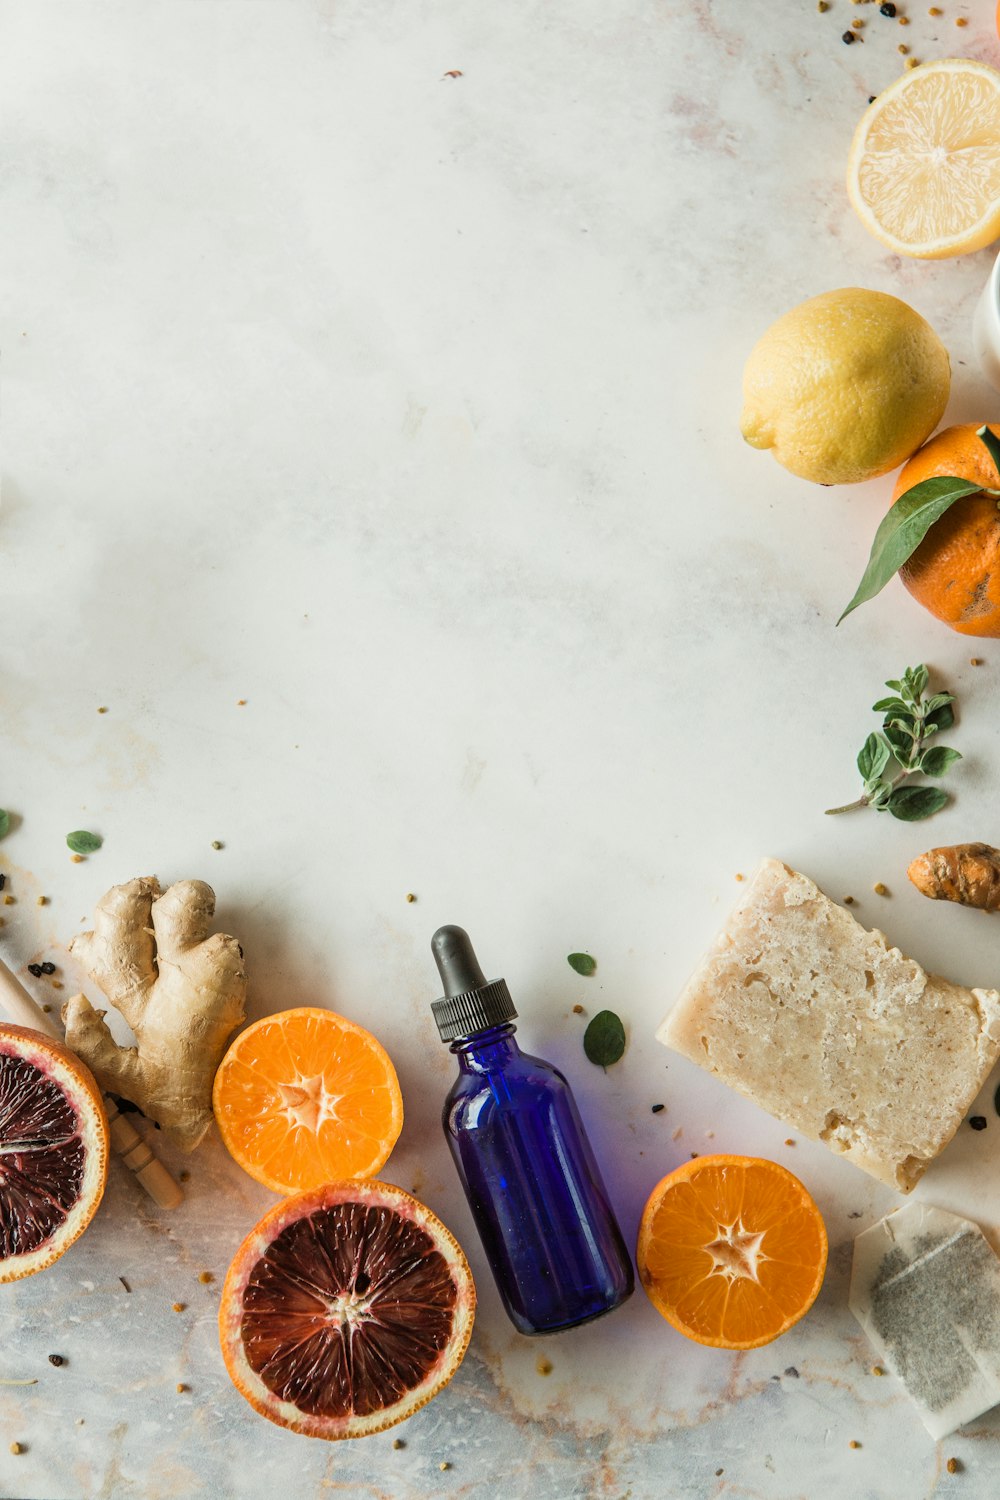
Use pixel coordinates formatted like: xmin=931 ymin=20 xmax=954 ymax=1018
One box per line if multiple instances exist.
xmin=636 ymin=1155 xmax=828 ymax=1350
xmin=219 ymin=1180 xmax=475 ymax=1439
xmin=0 ymin=1023 xmax=108 ymax=1282
xmin=212 ymin=1007 xmax=403 ymax=1194
xmin=847 ymin=60 xmax=1000 ymax=259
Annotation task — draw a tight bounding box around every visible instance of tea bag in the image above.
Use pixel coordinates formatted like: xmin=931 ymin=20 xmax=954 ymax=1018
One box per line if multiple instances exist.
xmin=849 ymin=1200 xmax=1000 ymax=1438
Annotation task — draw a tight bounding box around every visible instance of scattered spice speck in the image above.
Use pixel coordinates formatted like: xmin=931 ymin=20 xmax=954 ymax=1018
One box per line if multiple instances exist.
xmin=41 ymin=962 xmax=56 ymax=976
xmin=71 ymin=854 xmax=85 ymax=863
xmin=198 ymin=1271 xmax=214 ymax=1284
xmin=651 ymin=1103 xmax=665 ymax=1114
xmin=842 ymin=28 xmax=857 ymax=40
xmin=850 ymin=1440 xmax=862 ymax=1449
xmin=211 ymin=840 xmax=223 ymax=850
xmin=873 ymin=882 xmax=889 ymax=896
xmin=818 ymin=0 xmax=828 ymax=9
xmin=784 ymin=1366 xmax=800 ymax=1378
xmin=4 ymin=895 xmax=14 ymax=905
xmin=48 ymin=1354 xmax=64 ymax=1367
xmin=785 ymin=1138 xmax=796 ymax=1146
xmin=844 ymin=895 xmax=855 ymax=905
xmin=393 ymin=1437 xmax=405 ymax=1449
xmin=536 ymin=1356 xmax=553 ymax=1376
xmin=97 ymin=706 xmax=108 ymax=714
xmin=572 ymin=1003 xmax=585 ymax=1015
xmin=734 ymin=872 xmax=744 ymax=881
xmin=970 ymin=658 xmax=983 ymax=666
xmin=406 ymin=892 xmax=416 ymax=903
xmin=9 ymin=1442 xmax=22 ymax=1456
xmin=42 ymin=1004 xmax=51 ymax=1013
xmin=442 ymin=69 xmax=463 ymax=78
xmin=899 ymin=41 xmax=909 ymax=50
xmin=237 ymin=699 xmax=247 ymax=706
xmin=439 ymin=1461 xmax=451 ymax=1471
xmin=28 ymin=964 xmax=43 ymax=978
xmin=176 ymin=1383 xmax=188 ymax=1394
xmin=955 ymin=13 xmax=967 ymax=22
xmin=970 ymin=1116 xmax=987 ymax=1131
xmin=905 ymin=55 xmax=919 ymax=65
xmin=852 ymin=16 xmax=864 ymax=25
xmin=51 ymin=980 xmax=63 ymax=990
xmin=947 ymin=1457 xmax=961 ymax=1474
xmin=880 ymin=1 xmax=896 ymax=12
xmin=119 ymin=1277 xmax=131 ymax=1293
xmin=172 ymin=1302 xmax=186 ymax=1313
xmin=36 ymin=895 xmax=47 ymax=906
xmin=179 ymin=1169 xmax=191 ymax=1183
xmin=872 ymin=1365 xmax=885 ymax=1376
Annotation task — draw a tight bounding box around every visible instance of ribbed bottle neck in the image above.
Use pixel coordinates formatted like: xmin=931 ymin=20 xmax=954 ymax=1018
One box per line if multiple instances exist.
xmin=450 ymin=1022 xmax=520 ymax=1067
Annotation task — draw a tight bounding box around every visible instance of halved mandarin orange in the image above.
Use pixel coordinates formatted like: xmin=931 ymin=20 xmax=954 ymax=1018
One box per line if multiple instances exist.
xmin=212 ymin=1008 xmax=403 ymax=1194
xmin=636 ymin=1155 xmax=828 ymax=1350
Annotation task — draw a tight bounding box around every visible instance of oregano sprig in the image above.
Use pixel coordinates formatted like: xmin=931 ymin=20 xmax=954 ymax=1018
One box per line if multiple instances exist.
xmin=825 ymin=664 xmax=961 ymax=821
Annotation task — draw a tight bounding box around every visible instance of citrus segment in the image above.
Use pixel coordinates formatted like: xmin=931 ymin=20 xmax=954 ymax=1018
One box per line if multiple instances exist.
xmin=213 ymin=1007 xmax=403 ymax=1194
xmin=847 ymin=60 xmax=1000 ymax=258
xmin=893 ymin=424 xmax=1000 ymax=636
xmin=219 ymin=1180 xmax=475 ymax=1439
xmin=0 ymin=1023 xmax=108 ymax=1282
xmin=637 ymin=1155 xmax=827 ymax=1349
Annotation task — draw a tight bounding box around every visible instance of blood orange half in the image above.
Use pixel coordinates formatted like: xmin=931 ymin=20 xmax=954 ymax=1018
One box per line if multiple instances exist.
xmin=0 ymin=1024 xmax=109 ymax=1283
xmin=220 ymin=1180 xmax=476 ymax=1440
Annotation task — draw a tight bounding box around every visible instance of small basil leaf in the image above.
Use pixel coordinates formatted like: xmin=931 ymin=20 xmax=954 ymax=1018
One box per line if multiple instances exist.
xmin=0 ymin=810 xmax=9 ymax=840
xmin=918 ymin=745 xmax=962 ymax=777
xmin=857 ymin=733 xmax=890 ymax=781
xmin=887 ymin=785 xmax=949 ymax=821
xmin=583 ymin=1009 xmax=626 ymax=1067
xmin=838 ymin=478 xmax=983 ymax=624
xmin=567 ymin=952 xmax=597 ymax=976
xmin=924 ymin=692 xmax=955 ymax=713
xmin=66 ymin=830 xmax=102 ymax=854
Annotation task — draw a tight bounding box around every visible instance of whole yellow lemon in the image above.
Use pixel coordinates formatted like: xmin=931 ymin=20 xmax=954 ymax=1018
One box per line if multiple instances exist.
xmin=740 ymin=288 xmax=950 ymax=486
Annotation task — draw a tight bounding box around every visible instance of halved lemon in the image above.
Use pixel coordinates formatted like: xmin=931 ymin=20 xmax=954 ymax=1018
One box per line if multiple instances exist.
xmin=847 ymin=59 xmax=1000 ymax=259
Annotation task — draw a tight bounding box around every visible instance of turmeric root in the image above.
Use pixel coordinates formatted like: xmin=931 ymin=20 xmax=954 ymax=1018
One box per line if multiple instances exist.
xmin=907 ymin=843 xmax=1000 ymax=913
xmin=63 ymin=877 xmax=247 ymax=1151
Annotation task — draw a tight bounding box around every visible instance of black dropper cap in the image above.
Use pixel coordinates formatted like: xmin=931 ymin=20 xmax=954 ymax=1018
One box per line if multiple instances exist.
xmin=430 ymin=925 xmax=517 ymax=1042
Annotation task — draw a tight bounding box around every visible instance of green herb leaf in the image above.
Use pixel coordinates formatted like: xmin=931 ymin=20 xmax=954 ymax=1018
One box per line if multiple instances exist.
xmin=0 ymin=810 xmax=8 ymax=840
xmin=857 ymin=733 xmax=890 ymax=782
xmin=904 ymin=665 xmax=929 ymax=700
xmin=924 ymin=700 xmax=955 ymax=734
xmin=977 ymin=424 xmax=1000 ymax=475
xmin=872 ymin=696 xmax=910 ymax=716
xmin=567 ymin=952 xmax=596 ymax=976
xmin=583 ymin=1009 xmax=626 ymax=1067
xmin=918 ymin=745 xmax=962 ymax=777
xmin=66 ymin=830 xmax=102 ymax=854
xmin=838 ymin=478 xmax=984 ymax=624
xmin=887 ymin=785 xmax=949 ymax=821
xmin=924 ymin=692 xmax=955 ymax=714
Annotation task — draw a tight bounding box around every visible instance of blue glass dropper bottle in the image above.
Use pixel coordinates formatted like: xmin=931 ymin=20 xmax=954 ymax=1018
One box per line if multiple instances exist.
xmin=431 ymin=925 xmax=634 ymax=1336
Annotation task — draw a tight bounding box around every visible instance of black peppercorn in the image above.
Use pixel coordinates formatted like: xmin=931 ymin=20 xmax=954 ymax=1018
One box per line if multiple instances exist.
xmin=48 ymin=1354 xmax=64 ymax=1367
xmin=27 ymin=964 xmax=43 ymax=978
xmin=880 ymin=2 xmax=896 ymax=14
xmin=651 ymin=1104 xmax=665 ymax=1114
xmin=842 ymin=29 xmax=856 ymax=42
xmin=970 ymin=1116 xmax=988 ymax=1131
xmin=40 ymin=962 xmax=56 ymax=975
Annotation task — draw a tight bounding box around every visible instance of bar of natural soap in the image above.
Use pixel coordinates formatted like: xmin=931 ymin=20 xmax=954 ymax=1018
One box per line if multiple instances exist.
xmin=850 ymin=1201 xmax=1000 ymax=1438
xmin=658 ymin=858 xmax=1000 ymax=1192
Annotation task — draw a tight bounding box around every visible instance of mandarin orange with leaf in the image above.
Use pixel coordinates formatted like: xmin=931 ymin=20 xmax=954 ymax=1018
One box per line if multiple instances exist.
xmin=893 ymin=424 xmax=1000 ymax=637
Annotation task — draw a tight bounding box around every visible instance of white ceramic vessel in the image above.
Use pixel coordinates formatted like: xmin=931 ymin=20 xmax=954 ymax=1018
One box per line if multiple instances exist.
xmin=973 ymin=248 xmax=1000 ymax=392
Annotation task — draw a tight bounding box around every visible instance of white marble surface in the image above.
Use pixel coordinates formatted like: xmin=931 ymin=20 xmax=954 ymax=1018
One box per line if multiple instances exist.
xmin=3 ymin=2 xmax=1000 ymax=1496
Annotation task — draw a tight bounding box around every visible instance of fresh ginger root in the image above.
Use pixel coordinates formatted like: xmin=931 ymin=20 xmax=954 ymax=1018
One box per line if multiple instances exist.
xmin=63 ymin=877 xmax=247 ymax=1151
xmin=907 ymin=843 xmax=1000 ymax=913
